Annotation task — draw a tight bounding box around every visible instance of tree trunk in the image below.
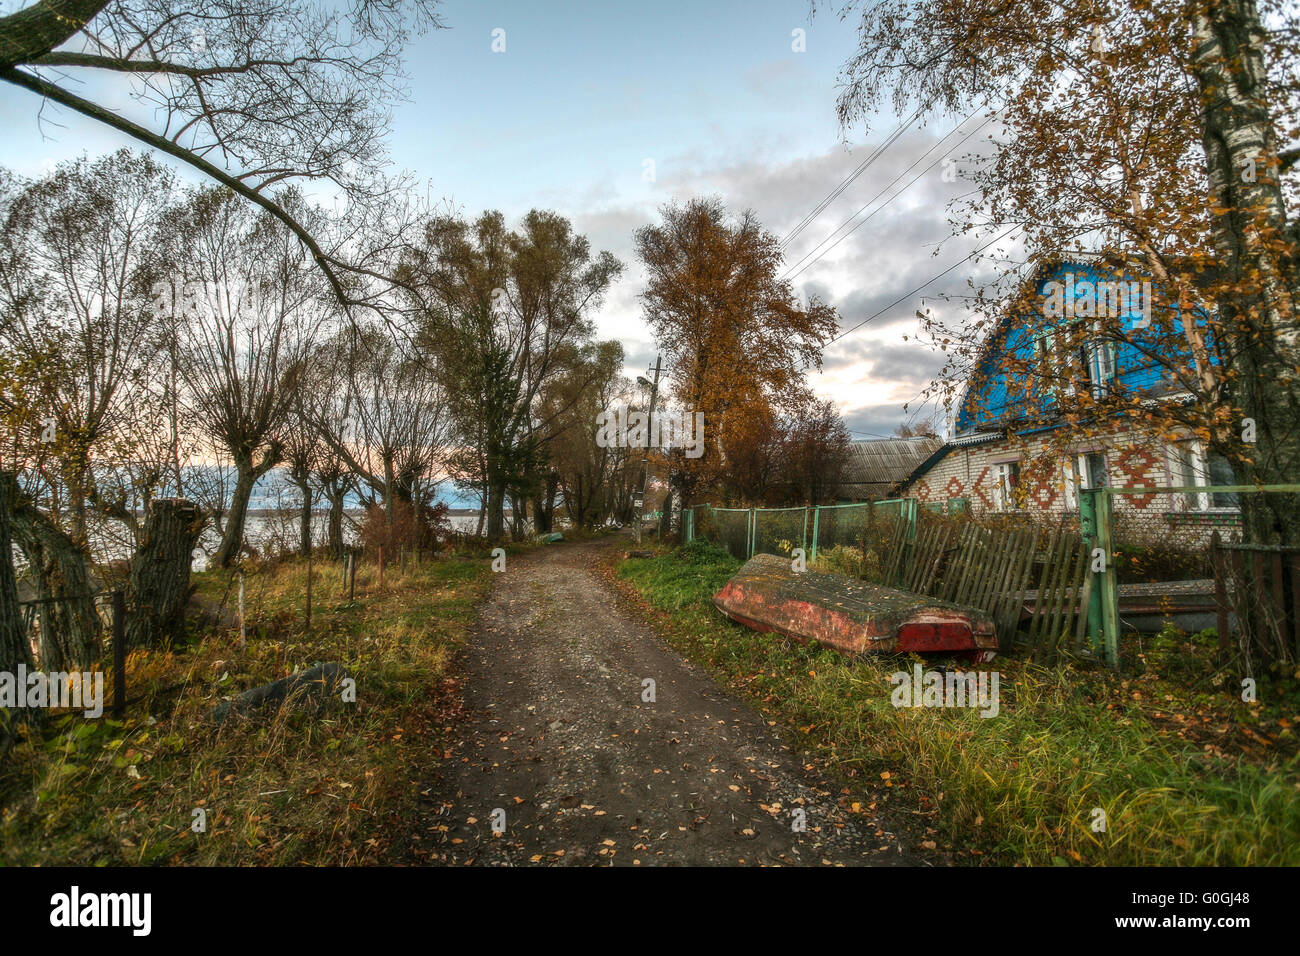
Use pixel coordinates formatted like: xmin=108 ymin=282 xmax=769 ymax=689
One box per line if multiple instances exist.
xmin=125 ymin=499 xmax=204 ymax=649
xmin=659 ymin=492 xmax=675 ymax=540
xmin=214 ymin=452 xmax=275 ymax=568
xmin=544 ymin=470 xmax=559 ymax=530
xmin=326 ymin=488 xmax=346 ymax=558
xmin=532 ymin=471 xmax=558 ymax=534
xmin=0 ymin=473 xmax=37 ymax=753
xmin=486 ymin=482 xmax=506 ymax=542
xmin=296 ymin=479 xmax=313 ymax=557
xmin=1191 ymin=0 xmax=1300 ymax=547
xmin=9 ymin=492 xmax=97 ymax=670
xmin=511 ymin=493 xmax=527 ymax=539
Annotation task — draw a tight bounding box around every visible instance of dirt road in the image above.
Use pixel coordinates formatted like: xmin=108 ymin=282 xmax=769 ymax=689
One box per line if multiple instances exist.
xmin=429 ymin=537 xmax=920 ymax=866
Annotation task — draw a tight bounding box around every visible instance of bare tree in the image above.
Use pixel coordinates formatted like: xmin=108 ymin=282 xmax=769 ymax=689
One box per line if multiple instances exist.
xmin=0 ymin=152 xmax=182 ymax=668
xmin=0 ymin=0 xmax=442 ymax=308
xmin=163 ymin=185 xmax=324 ymax=567
xmin=311 ymin=324 xmax=450 ymax=523
xmin=0 ymin=150 xmax=175 ymax=544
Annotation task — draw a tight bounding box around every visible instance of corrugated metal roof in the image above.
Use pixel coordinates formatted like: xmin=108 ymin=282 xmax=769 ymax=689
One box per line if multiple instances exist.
xmin=839 ymin=437 xmax=943 ymax=487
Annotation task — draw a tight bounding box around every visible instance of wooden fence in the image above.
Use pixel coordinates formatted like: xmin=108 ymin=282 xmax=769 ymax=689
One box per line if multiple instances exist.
xmin=896 ymin=519 xmax=1091 ymax=662
xmin=17 ymin=589 xmax=127 ymax=716
xmin=1211 ymin=533 xmax=1300 ymax=665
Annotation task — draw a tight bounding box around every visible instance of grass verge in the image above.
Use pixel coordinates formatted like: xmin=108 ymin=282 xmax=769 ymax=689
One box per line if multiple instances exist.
xmin=613 ymin=539 xmax=1300 ymax=866
xmin=1 ymin=554 xmax=490 ymax=865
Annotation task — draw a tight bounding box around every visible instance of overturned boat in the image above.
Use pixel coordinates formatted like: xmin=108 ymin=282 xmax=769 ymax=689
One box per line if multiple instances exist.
xmin=713 ymin=553 xmax=997 ymax=660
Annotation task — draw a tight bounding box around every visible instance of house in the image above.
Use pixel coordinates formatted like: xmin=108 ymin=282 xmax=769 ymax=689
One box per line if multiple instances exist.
xmin=897 ymin=258 xmax=1242 ymax=544
xmin=836 ymin=436 xmax=942 ymax=501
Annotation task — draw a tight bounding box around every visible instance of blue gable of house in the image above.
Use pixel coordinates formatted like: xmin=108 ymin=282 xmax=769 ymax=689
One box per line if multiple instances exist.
xmin=954 ymin=260 xmax=1208 ymax=434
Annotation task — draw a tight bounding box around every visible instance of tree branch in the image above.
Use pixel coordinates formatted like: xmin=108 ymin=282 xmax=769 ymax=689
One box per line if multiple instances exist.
xmin=0 ymin=64 xmax=358 ymax=311
xmin=0 ymin=0 xmax=108 ymax=69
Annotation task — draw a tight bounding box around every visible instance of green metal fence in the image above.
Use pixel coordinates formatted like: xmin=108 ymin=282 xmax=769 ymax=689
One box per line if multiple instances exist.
xmin=687 ymin=499 xmax=912 ymax=564
xmin=689 ymin=486 xmax=1300 ymax=671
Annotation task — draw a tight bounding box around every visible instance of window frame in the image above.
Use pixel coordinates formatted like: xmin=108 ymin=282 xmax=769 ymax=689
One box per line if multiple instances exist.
xmin=1061 ymin=450 xmax=1107 ymax=511
xmin=1169 ymin=440 xmax=1240 ymax=513
xmin=992 ymin=460 xmax=1021 ymax=512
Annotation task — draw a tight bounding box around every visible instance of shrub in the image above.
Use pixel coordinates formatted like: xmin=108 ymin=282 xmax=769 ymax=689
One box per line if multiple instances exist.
xmin=357 ymin=499 xmax=451 ymax=557
xmin=813 ymin=543 xmax=881 ymax=580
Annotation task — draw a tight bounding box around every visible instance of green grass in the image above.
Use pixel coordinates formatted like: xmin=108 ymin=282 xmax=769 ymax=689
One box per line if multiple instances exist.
xmin=615 ymin=540 xmax=1300 ymax=866
xmin=1 ymin=554 xmax=491 ymax=865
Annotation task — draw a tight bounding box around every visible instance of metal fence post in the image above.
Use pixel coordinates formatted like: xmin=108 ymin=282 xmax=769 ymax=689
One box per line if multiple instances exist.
xmin=810 ymin=506 xmax=820 ymax=563
xmin=801 ymin=507 xmax=809 ymax=556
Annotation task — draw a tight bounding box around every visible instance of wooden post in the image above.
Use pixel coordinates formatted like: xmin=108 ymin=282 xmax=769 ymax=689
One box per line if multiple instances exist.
xmin=305 ymin=548 xmax=313 ymax=637
xmin=1291 ymin=553 xmax=1300 ymax=661
xmin=348 ymin=552 xmax=357 ymax=602
xmin=1096 ymin=491 xmax=1120 ymax=668
xmin=1079 ymin=490 xmax=1105 ymax=655
xmin=1210 ymin=532 xmax=1230 ymax=654
xmin=237 ymin=570 xmax=246 ymax=649
xmin=111 ymin=590 xmax=125 ymax=718
xmin=378 ymin=545 xmax=385 ymax=588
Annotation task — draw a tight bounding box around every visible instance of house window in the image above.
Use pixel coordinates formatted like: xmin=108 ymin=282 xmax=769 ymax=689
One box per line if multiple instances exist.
xmin=1170 ymin=441 xmax=1239 ymax=511
xmin=993 ymin=461 xmax=1020 ymax=511
xmin=1062 ymin=451 xmax=1108 ymax=510
xmin=1032 ymin=333 xmax=1056 ymax=400
xmin=1086 ymin=340 xmax=1116 ymax=395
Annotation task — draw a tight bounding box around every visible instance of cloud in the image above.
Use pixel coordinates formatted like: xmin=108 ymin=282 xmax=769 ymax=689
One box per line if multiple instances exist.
xmin=545 ymin=126 xmax=1012 ymax=427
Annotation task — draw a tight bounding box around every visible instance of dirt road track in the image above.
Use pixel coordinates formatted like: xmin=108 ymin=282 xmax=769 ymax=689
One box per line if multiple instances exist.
xmin=429 ymin=537 xmax=922 ymax=866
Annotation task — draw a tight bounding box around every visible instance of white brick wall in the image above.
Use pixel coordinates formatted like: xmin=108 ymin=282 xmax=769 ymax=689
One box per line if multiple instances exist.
xmin=902 ymin=429 xmax=1243 ymax=547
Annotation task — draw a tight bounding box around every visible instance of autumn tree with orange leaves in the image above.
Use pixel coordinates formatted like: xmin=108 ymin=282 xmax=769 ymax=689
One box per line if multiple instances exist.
xmin=634 ymin=197 xmax=839 ymax=518
xmin=832 ymin=0 xmax=1300 ymax=548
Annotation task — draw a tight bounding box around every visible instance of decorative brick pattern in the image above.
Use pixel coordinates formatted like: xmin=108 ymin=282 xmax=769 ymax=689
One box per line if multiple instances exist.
xmin=898 ymin=428 xmax=1241 ymax=547
xmin=1114 ymin=446 xmax=1160 ymax=509
xmin=914 ymin=479 xmax=932 ymax=502
xmin=972 ymin=466 xmax=994 ymax=509
xmin=1030 ymin=477 xmax=1058 ymax=510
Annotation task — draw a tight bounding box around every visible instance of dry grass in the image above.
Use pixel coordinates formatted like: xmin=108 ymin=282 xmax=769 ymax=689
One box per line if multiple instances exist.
xmin=0 ymin=554 xmax=490 ymax=865
xmin=616 ymin=541 xmax=1300 ymax=866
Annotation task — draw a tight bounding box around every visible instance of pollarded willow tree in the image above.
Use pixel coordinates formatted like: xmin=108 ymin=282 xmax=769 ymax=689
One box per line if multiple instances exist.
xmin=310 ymin=324 xmax=452 ymax=526
xmin=0 ymin=0 xmax=439 ymax=681
xmin=0 ymin=151 xmax=183 ymax=669
xmin=830 ymin=0 xmax=1300 ymax=545
xmin=403 ymin=210 xmax=623 ymax=542
xmin=160 ymin=186 xmax=328 ymax=568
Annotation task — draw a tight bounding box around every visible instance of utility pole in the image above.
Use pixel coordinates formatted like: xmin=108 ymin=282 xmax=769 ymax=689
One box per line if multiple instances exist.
xmin=635 ymin=355 xmax=661 ymax=545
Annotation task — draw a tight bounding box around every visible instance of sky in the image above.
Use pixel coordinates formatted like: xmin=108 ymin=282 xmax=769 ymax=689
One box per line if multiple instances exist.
xmin=0 ymin=0 xmax=1020 ymax=440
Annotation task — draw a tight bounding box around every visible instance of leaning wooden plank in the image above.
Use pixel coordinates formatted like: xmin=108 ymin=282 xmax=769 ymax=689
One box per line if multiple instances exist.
xmin=712 ymin=553 xmax=997 ymax=658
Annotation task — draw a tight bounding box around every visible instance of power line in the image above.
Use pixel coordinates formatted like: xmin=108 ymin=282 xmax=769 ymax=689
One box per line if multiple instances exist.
xmin=780 ymin=106 xmax=924 ymax=249
xmin=815 ymin=223 xmax=1023 ymax=360
xmin=782 ymin=105 xmax=1004 ymax=283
